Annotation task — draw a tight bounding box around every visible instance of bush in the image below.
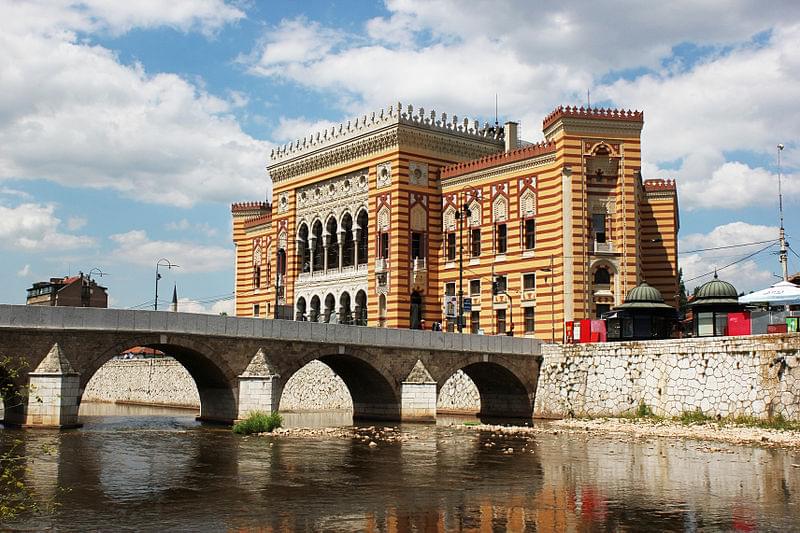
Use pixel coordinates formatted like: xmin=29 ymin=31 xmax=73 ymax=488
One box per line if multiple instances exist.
xmin=233 ymin=411 xmax=283 ymax=435
xmin=636 ymin=401 xmax=654 ymax=418
xmin=679 ymin=408 xmax=711 ymax=425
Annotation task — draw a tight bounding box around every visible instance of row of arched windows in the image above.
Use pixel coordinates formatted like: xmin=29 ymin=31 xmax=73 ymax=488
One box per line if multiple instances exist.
xmin=296 ymin=290 xmax=368 ymax=325
xmin=296 ymin=210 xmax=369 ymax=274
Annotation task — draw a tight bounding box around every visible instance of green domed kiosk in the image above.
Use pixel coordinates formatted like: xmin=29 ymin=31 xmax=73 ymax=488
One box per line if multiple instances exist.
xmin=604 ymin=281 xmax=679 ymax=341
xmin=689 ymin=273 xmax=743 ymax=336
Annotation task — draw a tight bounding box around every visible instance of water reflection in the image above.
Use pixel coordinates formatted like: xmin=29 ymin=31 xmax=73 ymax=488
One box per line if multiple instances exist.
xmin=1 ymin=404 xmax=799 ymax=531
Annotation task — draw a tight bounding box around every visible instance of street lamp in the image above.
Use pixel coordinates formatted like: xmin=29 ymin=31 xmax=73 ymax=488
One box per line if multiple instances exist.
xmin=777 ymin=143 xmax=788 ymax=281
xmin=540 ymin=255 xmax=555 ymax=343
xmin=87 ymin=267 xmax=108 ymax=281
xmin=155 ymin=258 xmax=179 ymax=311
xmin=454 ymin=191 xmax=472 ymax=333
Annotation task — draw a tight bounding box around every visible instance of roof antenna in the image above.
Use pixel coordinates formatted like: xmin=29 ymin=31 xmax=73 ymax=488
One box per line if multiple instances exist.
xmin=495 ymin=93 xmax=499 ymax=127
xmin=587 ymin=89 xmax=591 ymax=108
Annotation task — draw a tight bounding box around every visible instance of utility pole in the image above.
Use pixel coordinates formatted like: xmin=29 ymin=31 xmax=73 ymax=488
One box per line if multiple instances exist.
xmin=778 ymin=144 xmax=789 ymax=281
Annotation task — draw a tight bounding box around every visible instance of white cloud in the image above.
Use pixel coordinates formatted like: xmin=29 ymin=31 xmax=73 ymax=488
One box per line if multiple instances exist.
xmin=67 ymin=216 xmax=88 ymax=231
xmin=165 ymin=219 xmax=219 ymax=237
xmin=17 ymin=264 xmax=31 ymax=277
xmin=244 ymin=4 xmax=800 ymax=214
xmin=175 ymin=297 xmax=234 ymax=315
xmin=680 ymin=221 xmax=780 ymax=293
xmin=108 ymin=230 xmax=231 ymax=272
xmin=272 ymin=116 xmax=339 ymax=144
xmin=0 ymin=2 xmax=269 ymax=207
xmin=0 ymin=202 xmax=94 ymax=250
xmin=5 ymin=0 xmax=244 ymax=38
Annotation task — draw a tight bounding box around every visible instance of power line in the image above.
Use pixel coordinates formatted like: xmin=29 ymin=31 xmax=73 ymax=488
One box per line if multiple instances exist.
xmin=685 ymin=241 xmax=777 ymax=283
xmin=679 ymin=238 xmax=779 ymax=255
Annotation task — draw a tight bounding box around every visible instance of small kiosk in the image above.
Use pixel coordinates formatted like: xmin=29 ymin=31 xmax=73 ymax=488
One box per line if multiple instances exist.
xmin=690 ymin=274 xmax=744 ymax=337
xmin=603 ymin=282 xmax=678 ymax=341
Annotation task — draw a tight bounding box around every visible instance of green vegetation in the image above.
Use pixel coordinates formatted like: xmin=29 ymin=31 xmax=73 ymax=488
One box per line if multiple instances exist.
xmin=676 ymin=408 xmax=800 ymax=431
xmin=233 ymin=411 xmax=283 ymax=435
xmin=679 ymin=408 xmax=710 ymax=425
xmin=636 ymin=401 xmax=655 ymax=418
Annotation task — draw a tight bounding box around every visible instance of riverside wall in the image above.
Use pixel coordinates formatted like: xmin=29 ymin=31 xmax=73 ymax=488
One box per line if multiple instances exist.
xmin=82 ymin=358 xmax=481 ymax=413
xmin=535 ymin=334 xmax=800 ymax=420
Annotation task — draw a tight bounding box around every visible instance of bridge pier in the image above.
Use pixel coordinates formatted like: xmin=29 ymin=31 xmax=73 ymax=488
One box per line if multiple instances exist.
xmin=11 ymin=343 xmax=82 ymax=429
xmin=236 ymin=348 xmax=282 ymax=421
xmin=400 ymin=360 xmax=437 ymax=422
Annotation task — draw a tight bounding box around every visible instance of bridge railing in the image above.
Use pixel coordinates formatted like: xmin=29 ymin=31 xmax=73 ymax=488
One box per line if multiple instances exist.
xmin=0 ymin=305 xmax=541 ymax=356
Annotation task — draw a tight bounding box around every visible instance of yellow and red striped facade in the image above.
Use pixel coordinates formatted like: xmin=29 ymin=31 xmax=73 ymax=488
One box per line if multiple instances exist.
xmin=232 ymin=105 xmax=679 ymax=341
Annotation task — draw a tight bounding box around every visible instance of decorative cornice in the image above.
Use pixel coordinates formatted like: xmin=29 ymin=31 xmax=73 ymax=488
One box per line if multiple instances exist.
xmin=442 ymin=152 xmax=557 ymax=189
xmin=232 ymin=201 xmax=270 ymax=214
xmin=441 ymin=141 xmax=556 ymax=179
xmin=243 ymin=214 xmax=272 ymax=230
xmin=269 ymin=125 xmax=502 ymax=183
xmin=643 ymin=178 xmax=677 ymax=192
xmin=270 ymin=102 xmax=504 ymax=165
xmin=543 ymin=105 xmax=643 ymax=131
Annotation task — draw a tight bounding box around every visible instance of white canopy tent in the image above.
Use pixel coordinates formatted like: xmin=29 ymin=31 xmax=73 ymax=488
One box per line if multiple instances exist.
xmin=739 ymin=281 xmax=800 ymax=305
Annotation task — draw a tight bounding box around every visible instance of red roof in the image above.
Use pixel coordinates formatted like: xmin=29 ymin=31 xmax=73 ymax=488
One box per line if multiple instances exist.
xmin=441 ymin=141 xmax=556 ymax=179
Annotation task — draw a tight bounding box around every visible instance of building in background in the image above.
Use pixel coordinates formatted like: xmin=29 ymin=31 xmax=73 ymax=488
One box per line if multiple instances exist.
xmin=26 ymin=273 xmax=108 ymax=308
xmin=232 ymin=103 xmax=679 ymax=341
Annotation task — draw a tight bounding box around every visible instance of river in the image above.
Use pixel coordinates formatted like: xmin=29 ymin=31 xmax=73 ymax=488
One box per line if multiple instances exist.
xmin=2 ymin=403 xmax=799 ymax=531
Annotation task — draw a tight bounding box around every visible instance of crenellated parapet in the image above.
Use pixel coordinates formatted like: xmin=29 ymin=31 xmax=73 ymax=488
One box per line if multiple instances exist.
xmin=231 ymin=201 xmax=270 ymax=214
xmin=643 ymin=178 xmax=676 ymax=192
xmin=543 ymin=105 xmax=644 ymax=131
xmin=270 ymin=102 xmax=505 ymax=164
xmin=441 ymin=141 xmax=557 ymax=180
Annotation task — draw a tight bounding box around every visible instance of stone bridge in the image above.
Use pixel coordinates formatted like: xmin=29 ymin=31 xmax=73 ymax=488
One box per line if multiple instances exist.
xmin=0 ymin=305 xmax=542 ymax=428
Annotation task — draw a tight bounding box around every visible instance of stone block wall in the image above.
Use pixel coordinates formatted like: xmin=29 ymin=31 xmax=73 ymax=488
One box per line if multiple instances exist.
xmin=83 ymin=358 xmax=200 ymax=408
xmin=535 ymin=334 xmax=800 ymax=420
xmin=81 ymin=358 xmax=482 ymax=413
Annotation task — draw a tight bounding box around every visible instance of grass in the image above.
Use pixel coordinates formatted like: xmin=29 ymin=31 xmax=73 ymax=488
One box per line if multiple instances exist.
xmin=233 ymin=411 xmax=283 ymax=435
xmin=676 ymin=409 xmax=800 ymax=431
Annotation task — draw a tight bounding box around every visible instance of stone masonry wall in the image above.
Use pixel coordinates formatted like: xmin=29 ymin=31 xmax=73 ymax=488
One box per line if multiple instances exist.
xmin=83 ymin=358 xmax=200 ymax=408
xmin=82 ymin=358 xmax=481 ymax=413
xmin=535 ymin=334 xmax=800 ymax=420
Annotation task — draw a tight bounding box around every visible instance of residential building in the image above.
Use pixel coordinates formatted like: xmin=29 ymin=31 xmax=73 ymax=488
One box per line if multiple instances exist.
xmin=26 ymin=273 xmax=108 ymax=308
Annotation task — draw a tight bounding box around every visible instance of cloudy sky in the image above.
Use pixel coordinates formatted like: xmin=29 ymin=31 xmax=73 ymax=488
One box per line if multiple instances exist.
xmin=0 ymin=0 xmax=798 ymax=312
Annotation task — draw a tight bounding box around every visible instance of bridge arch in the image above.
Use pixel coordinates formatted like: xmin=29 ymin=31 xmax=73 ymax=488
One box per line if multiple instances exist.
xmin=83 ymin=335 xmax=239 ymax=424
xmin=436 ymin=357 xmax=536 ymax=421
xmin=281 ymin=348 xmax=399 ymax=420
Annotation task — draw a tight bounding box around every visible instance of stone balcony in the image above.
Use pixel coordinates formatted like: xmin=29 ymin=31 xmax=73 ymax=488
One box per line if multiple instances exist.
xmin=593 ymin=240 xmax=616 ymax=255
xmin=296 ymin=263 xmax=368 ymax=285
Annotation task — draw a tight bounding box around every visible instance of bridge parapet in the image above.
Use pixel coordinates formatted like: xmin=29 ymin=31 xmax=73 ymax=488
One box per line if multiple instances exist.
xmin=0 ymin=305 xmax=541 ymax=356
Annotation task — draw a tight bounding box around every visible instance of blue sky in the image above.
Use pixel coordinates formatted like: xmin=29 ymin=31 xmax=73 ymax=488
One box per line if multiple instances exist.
xmin=0 ymin=0 xmax=798 ymax=312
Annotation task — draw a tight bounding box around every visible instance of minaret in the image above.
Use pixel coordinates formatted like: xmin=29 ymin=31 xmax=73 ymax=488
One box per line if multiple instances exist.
xmin=171 ymin=284 xmax=178 ymax=312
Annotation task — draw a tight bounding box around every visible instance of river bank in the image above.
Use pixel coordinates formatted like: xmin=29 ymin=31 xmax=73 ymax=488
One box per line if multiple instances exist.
xmin=258 ymin=417 xmax=800 ymax=450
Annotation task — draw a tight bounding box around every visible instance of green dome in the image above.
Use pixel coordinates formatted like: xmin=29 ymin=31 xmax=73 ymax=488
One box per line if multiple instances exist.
xmin=691 ymin=273 xmax=739 ymax=306
xmin=617 ymin=281 xmax=672 ymax=309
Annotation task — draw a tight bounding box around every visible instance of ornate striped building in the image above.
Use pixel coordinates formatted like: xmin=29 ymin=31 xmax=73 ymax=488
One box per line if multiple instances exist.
xmin=232 ymin=104 xmax=679 ymax=341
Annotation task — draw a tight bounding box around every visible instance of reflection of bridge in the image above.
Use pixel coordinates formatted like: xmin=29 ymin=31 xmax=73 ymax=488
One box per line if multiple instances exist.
xmin=0 ymin=305 xmax=541 ymax=427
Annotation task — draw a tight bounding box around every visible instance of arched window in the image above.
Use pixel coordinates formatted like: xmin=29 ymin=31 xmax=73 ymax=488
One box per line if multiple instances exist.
xmin=312 ymin=220 xmax=324 ymax=271
xmin=341 ymin=213 xmax=354 ymax=267
xmin=357 ymin=210 xmax=368 ymax=265
xmin=594 ymin=268 xmax=611 ymax=285
xmin=326 ymin=217 xmax=339 ymax=269
xmin=297 ymin=223 xmax=309 ymax=273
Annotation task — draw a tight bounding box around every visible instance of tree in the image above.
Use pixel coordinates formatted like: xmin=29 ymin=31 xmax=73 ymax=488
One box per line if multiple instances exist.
xmin=0 ymin=356 xmax=57 ymax=523
xmin=677 ymin=268 xmax=689 ymax=317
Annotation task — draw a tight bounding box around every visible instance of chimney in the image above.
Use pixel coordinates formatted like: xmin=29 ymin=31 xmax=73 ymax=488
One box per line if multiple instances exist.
xmin=504 ymin=121 xmax=518 ymax=152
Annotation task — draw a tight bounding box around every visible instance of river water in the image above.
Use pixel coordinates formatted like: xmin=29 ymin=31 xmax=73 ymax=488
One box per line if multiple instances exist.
xmin=2 ymin=403 xmax=799 ymax=531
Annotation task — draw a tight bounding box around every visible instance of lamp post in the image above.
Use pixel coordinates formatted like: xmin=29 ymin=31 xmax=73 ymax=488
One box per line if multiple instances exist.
xmin=87 ymin=267 xmax=107 ymax=281
xmin=539 ymin=255 xmax=555 ymax=343
xmin=778 ymin=143 xmax=788 ymax=281
xmin=154 ymin=258 xmax=179 ymax=311
xmin=455 ymin=192 xmax=472 ymax=333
